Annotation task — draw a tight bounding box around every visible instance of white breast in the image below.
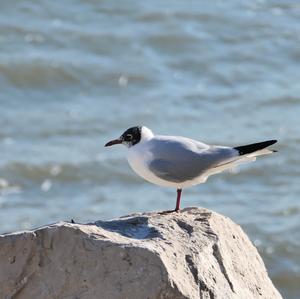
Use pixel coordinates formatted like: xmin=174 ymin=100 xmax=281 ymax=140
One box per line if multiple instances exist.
xmin=127 ymin=141 xmax=180 ymax=188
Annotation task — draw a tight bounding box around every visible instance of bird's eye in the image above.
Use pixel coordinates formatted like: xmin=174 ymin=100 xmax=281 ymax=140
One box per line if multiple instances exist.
xmin=126 ymin=134 xmax=133 ymax=140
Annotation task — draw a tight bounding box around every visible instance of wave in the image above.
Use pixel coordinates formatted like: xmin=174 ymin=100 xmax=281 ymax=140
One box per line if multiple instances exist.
xmin=0 ymin=160 xmax=142 ymax=185
xmin=0 ymin=60 xmax=80 ymax=88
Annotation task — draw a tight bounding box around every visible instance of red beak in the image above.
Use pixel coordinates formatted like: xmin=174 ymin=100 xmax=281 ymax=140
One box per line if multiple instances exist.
xmin=105 ymin=138 xmax=122 ymax=147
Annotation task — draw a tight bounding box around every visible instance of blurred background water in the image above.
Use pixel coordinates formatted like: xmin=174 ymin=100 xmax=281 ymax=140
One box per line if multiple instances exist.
xmin=0 ymin=0 xmax=299 ymax=297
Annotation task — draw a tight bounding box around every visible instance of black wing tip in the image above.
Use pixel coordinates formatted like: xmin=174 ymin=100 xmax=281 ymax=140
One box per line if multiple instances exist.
xmin=268 ymin=139 xmax=278 ymax=145
xmin=234 ymin=139 xmax=278 ymax=155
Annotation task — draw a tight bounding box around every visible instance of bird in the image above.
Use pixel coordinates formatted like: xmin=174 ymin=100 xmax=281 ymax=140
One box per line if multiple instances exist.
xmin=105 ymin=126 xmax=277 ymax=213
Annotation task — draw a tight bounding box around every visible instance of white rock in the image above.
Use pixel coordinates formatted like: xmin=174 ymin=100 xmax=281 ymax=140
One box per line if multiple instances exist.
xmin=0 ymin=207 xmax=282 ymax=299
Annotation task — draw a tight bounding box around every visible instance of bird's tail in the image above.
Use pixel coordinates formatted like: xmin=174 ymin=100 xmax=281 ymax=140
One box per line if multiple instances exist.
xmin=202 ymin=140 xmax=278 ymax=181
xmin=234 ymin=140 xmax=277 ymax=157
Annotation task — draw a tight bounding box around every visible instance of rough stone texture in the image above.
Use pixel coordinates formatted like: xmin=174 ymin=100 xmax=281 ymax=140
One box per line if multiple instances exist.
xmin=0 ymin=207 xmax=282 ymax=299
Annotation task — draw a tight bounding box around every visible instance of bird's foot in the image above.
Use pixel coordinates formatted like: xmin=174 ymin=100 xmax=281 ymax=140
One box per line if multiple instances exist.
xmin=70 ymin=219 xmax=75 ymax=223
xmin=158 ymin=209 xmax=180 ymax=215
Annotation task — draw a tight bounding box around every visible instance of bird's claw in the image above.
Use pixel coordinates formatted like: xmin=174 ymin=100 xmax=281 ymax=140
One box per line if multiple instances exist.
xmin=158 ymin=209 xmax=180 ymax=215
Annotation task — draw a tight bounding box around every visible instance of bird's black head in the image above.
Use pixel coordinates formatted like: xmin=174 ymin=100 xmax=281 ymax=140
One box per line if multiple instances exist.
xmin=105 ymin=126 xmax=142 ymax=148
xmin=121 ymin=126 xmax=142 ymax=147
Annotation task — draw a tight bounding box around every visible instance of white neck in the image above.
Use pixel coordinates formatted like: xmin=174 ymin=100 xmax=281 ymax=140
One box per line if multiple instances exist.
xmin=140 ymin=126 xmax=154 ymax=143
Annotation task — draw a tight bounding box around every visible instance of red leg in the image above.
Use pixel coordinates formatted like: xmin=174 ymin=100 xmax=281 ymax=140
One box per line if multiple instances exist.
xmin=158 ymin=189 xmax=183 ymax=215
xmin=175 ymin=189 xmax=182 ymax=212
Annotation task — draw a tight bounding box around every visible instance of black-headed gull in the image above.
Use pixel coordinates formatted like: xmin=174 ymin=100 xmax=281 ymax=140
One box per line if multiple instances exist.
xmin=105 ymin=126 xmax=277 ymax=212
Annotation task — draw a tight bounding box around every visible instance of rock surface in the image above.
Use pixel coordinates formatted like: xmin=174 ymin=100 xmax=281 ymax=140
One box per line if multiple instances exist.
xmin=0 ymin=207 xmax=282 ymax=299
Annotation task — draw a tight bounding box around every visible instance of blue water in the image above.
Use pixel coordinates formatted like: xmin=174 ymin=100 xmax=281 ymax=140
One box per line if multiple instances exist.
xmin=0 ymin=1 xmax=300 ymax=298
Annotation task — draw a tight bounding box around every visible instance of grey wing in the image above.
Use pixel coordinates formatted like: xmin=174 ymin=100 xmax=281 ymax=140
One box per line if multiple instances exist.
xmin=148 ymin=137 xmax=237 ymax=183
